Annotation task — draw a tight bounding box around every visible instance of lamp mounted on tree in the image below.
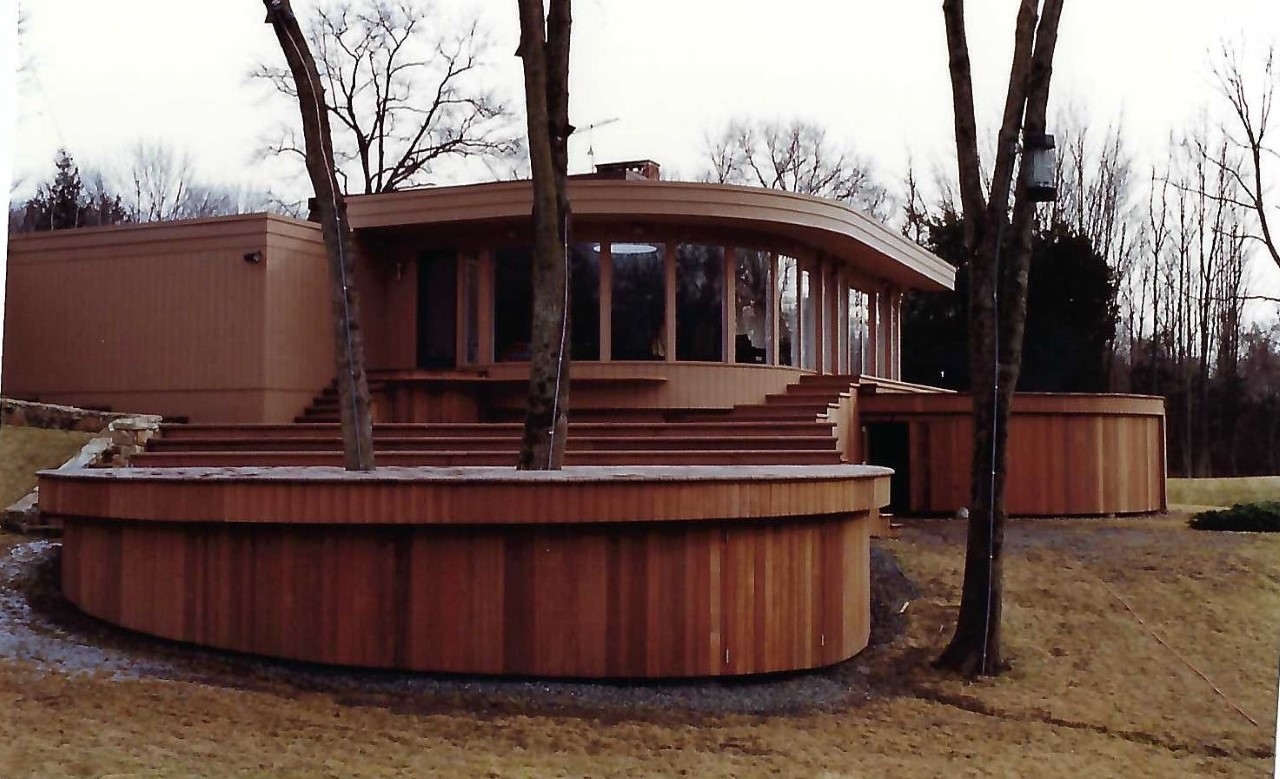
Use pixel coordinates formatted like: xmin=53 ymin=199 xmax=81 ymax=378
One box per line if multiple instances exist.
xmin=1024 ymin=133 xmax=1058 ymax=203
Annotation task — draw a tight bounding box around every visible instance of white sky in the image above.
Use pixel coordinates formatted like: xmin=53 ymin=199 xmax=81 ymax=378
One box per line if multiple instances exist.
xmin=7 ymin=0 xmax=1280 ymax=302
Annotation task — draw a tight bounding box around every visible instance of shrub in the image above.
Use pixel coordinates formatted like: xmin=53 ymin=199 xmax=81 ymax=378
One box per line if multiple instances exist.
xmin=1189 ymin=502 xmax=1280 ymax=533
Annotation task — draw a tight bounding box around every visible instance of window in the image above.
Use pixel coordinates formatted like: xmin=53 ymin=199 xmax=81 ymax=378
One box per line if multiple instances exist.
xmin=570 ymin=244 xmax=600 ymax=360
xmin=836 ymin=282 xmax=848 ymax=374
xmin=800 ymin=267 xmax=816 ymax=370
xmin=778 ymin=255 xmax=799 ymax=366
xmin=461 ymin=252 xmax=480 ymax=363
xmin=734 ymin=248 xmax=772 ymax=364
xmin=493 ymin=246 xmax=532 ymax=362
xmin=849 ymin=289 xmax=868 ymax=374
xmin=610 ymin=242 xmax=666 ymax=360
xmin=676 ymin=244 xmax=724 ymax=362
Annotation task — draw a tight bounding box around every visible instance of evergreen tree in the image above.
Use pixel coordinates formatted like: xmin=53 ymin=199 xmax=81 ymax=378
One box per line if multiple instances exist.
xmin=902 ymin=215 xmax=1117 ymax=393
xmin=17 ymin=150 xmax=129 ymax=232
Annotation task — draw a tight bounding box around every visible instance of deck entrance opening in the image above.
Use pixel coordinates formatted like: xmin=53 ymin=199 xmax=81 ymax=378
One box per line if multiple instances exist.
xmin=865 ymin=421 xmax=910 ymax=514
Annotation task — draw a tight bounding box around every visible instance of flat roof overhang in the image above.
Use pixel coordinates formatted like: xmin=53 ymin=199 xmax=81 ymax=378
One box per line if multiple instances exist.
xmin=346 ymin=180 xmax=955 ymax=292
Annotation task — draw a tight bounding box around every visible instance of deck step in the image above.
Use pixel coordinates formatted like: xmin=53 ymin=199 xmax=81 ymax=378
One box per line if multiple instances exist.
xmin=762 ymin=393 xmax=844 ymax=406
xmin=160 ymin=420 xmax=835 ymax=441
xmin=148 ymin=435 xmax=838 ymax=453
xmin=131 ymin=449 xmax=843 ymax=468
xmin=160 ymin=374 xmax=863 ymax=468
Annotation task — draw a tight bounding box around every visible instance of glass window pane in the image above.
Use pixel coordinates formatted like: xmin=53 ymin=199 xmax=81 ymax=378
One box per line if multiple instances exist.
xmin=778 ymin=255 xmax=798 ymax=366
xmin=493 ymin=246 xmax=532 ymax=362
xmin=823 ymin=271 xmax=836 ymax=370
xmin=462 ymin=252 xmax=480 ymax=364
xmin=734 ymin=248 xmax=772 ymax=364
xmin=676 ymin=244 xmax=724 ymax=362
xmin=570 ymin=244 xmax=600 ymax=360
xmin=836 ymin=283 xmax=848 ymax=374
xmin=801 ymin=268 xmax=816 ymax=370
xmin=610 ymin=242 xmax=666 ymax=361
xmin=872 ymin=291 xmax=883 ymax=373
xmin=849 ymin=289 xmax=866 ymax=374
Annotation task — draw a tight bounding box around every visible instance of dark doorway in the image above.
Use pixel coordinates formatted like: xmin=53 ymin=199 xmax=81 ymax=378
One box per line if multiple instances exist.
xmin=865 ymin=422 xmax=911 ymax=515
xmin=416 ymin=251 xmax=457 ymax=369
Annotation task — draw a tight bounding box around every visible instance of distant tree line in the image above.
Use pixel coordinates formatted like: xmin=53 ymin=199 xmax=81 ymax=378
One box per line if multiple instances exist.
xmin=9 ymin=145 xmax=293 ymax=233
xmin=896 ymin=48 xmax=1280 ymax=478
xmin=700 ymin=44 xmax=1279 ymax=479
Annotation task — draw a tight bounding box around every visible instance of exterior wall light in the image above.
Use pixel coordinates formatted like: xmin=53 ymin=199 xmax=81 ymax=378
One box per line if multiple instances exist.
xmin=243 ymin=251 xmax=264 ymax=264
xmin=1025 ymin=133 xmax=1057 ymax=203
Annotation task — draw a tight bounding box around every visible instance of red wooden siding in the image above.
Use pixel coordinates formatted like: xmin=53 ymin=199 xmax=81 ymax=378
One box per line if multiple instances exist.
xmin=45 ymin=465 xmax=888 ymax=678
xmin=861 ymin=393 xmax=1167 ymax=516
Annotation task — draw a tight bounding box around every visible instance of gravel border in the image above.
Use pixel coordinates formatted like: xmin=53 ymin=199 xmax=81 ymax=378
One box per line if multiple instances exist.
xmin=1 ymin=539 xmax=918 ymax=718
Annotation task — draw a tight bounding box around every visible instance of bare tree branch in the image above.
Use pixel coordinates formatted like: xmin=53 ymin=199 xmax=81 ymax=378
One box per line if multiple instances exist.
xmin=1213 ymin=41 xmax=1280 ymax=272
xmin=253 ymin=0 xmax=521 ymax=194
xmin=702 ymin=117 xmax=892 ymax=221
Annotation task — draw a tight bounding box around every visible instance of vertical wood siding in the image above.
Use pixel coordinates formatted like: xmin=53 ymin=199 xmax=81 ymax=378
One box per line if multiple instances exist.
xmin=862 ymin=393 xmax=1167 ymax=516
xmin=3 ymin=215 xmax=329 ymax=422
xmin=46 ymin=467 xmax=886 ymax=678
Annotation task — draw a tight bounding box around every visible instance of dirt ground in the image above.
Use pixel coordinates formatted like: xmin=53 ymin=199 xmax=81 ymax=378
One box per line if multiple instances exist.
xmin=0 ymin=426 xmax=96 ymax=508
xmin=0 ymin=512 xmax=1275 ymax=778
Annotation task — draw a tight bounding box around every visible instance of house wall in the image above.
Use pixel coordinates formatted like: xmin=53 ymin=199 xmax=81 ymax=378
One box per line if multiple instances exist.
xmin=262 ymin=222 xmax=334 ymax=422
xmin=3 ymin=214 xmax=329 ymax=423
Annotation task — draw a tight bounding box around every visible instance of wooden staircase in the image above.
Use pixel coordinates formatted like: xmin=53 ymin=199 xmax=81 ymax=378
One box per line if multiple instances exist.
xmin=131 ymin=375 xmax=864 ymax=469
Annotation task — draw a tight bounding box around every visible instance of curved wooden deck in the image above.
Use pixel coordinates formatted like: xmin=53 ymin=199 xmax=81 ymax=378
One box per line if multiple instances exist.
xmin=861 ymin=393 xmax=1166 ymax=516
xmin=41 ymin=465 xmax=890 ymax=678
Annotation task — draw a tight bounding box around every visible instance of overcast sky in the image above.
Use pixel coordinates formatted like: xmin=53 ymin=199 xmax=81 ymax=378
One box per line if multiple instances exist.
xmin=8 ymin=0 xmax=1280 ymax=301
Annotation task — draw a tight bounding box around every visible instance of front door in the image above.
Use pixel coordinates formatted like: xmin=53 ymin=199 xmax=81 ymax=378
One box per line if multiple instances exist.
xmin=416 ymin=251 xmax=457 ymax=369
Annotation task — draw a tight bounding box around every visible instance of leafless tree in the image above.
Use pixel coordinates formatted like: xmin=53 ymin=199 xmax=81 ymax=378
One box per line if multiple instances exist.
xmin=901 ymin=161 xmax=931 ymax=244
xmin=262 ymin=0 xmax=376 ymax=471
xmin=1050 ymin=109 xmax=1139 ymax=266
xmin=10 ymin=5 xmax=31 ymax=199
xmin=703 ymin=117 xmax=891 ymax=221
xmin=936 ymin=0 xmax=1066 ymax=678
xmin=16 ymin=4 xmax=31 ymax=75
xmin=105 ymin=141 xmax=282 ymax=222
xmin=1213 ymin=41 xmax=1279 ymax=273
xmin=1044 ymin=109 xmax=1141 ymax=386
xmin=254 ymin=0 xmax=521 ymax=194
xmin=515 ymin=0 xmax=573 ymax=470
xmin=1123 ymin=122 xmax=1253 ymax=477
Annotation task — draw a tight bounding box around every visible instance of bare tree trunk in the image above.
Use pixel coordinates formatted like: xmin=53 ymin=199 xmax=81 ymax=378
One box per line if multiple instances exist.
xmin=515 ymin=0 xmax=573 ymax=470
xmin=935 ymin=0 xmax=1065 ymax=678
xmin=263 ymin=0 xmax=376 ymax=471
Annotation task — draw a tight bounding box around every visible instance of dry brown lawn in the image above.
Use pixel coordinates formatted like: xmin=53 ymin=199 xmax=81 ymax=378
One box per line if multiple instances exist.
xmin=0 ymin=513 xmax=1276 ymax=778
xmin=1169 ymin=476 xmax=1280 ymax=508
xmin=0 ymin=426 xmax=96 ymax=508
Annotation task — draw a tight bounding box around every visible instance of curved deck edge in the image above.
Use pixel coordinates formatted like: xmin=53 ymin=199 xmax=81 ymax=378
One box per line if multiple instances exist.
xmin=43 ymin=465 xmax=891 ymax=678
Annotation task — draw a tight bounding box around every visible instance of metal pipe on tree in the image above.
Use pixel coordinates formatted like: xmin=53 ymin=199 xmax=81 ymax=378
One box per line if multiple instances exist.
xmin=262 ymin=0 xmax=376 ymax=471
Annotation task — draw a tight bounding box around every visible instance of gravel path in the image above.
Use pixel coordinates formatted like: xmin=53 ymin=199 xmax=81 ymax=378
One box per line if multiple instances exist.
xmin=0 ymin=537 xmax=917 ymax=718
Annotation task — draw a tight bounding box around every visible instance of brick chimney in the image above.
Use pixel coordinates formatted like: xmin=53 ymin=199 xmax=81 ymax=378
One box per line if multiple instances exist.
xmin=580 ymin=159 xmax=661 ymax=181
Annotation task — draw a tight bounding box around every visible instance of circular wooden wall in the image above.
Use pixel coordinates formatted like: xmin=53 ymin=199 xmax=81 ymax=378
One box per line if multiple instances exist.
xmin=860 ymin=393 xmax=1166 ymax=517
xmin=41 ymin=465 xmax=890 ymax=678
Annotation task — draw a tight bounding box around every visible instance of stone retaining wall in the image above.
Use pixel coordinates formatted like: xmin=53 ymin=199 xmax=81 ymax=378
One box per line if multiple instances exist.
xmin=1 ymin=398 xmax=151 ymax=433
xmin=2 ymin=399 xmax=163 ymax=533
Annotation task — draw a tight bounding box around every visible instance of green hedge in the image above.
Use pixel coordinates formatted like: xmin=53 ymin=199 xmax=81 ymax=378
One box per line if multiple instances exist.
xmin=1189 ymin=502 xmax=1280 ymax=533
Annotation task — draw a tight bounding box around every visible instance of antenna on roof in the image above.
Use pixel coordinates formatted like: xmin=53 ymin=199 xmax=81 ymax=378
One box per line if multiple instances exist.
xmin=575 ymin=117 xmax=619 ymax=171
